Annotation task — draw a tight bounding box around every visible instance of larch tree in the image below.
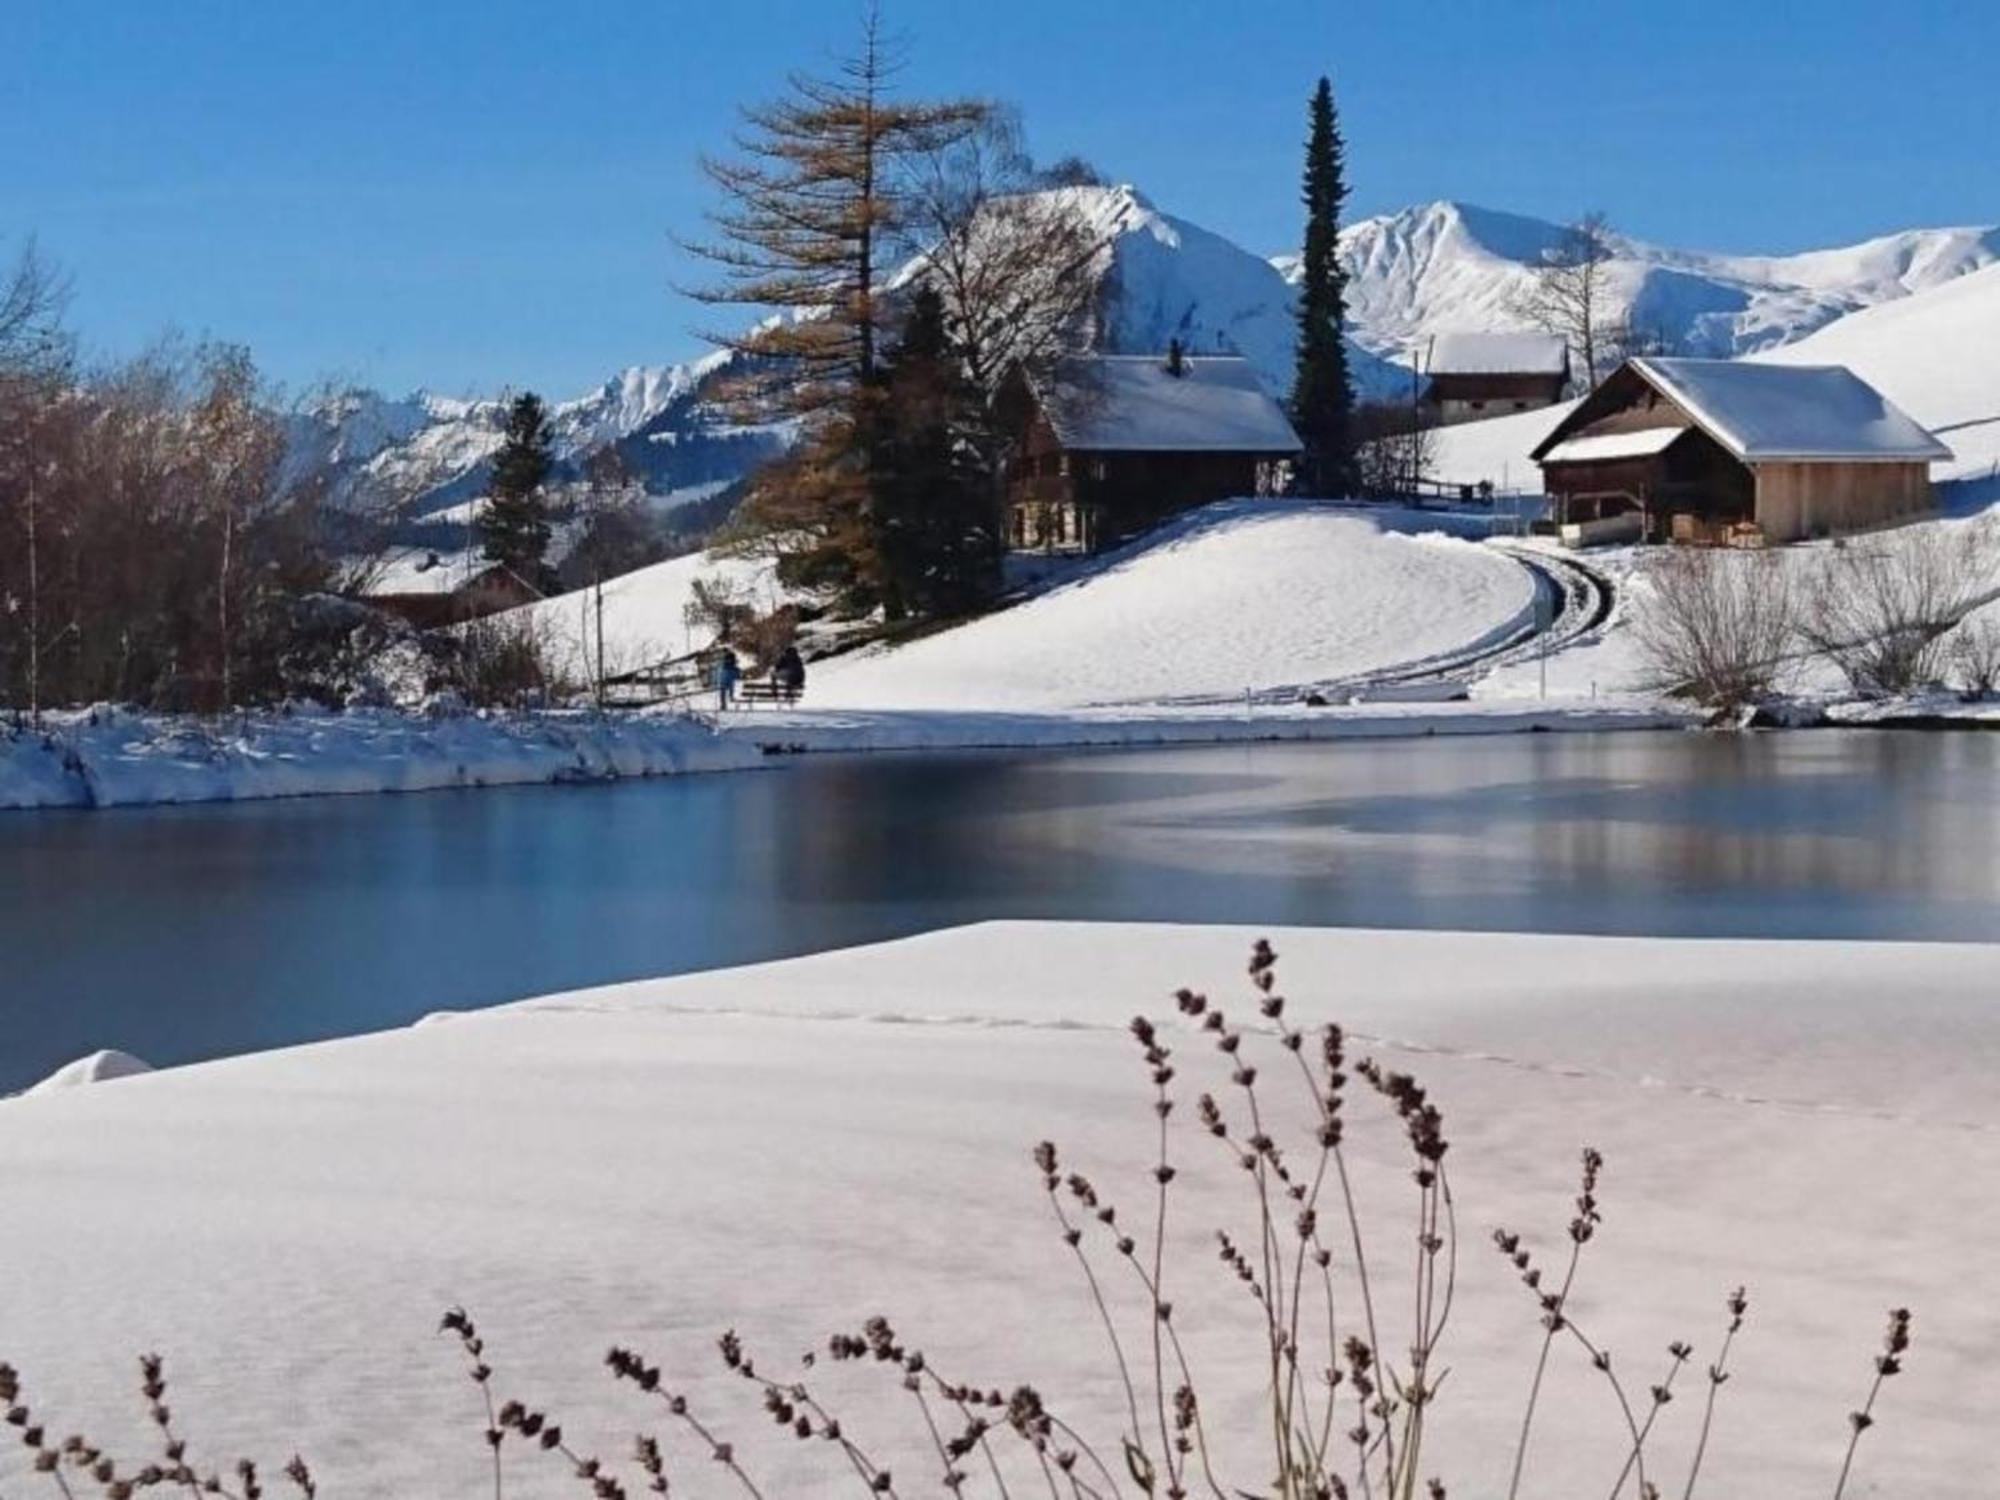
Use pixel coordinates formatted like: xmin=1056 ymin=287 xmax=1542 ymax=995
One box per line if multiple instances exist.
xmin=1290 ymin=75 xmax=1358 ymax=497
xmin=1513 ymin=212 xmax=1625 ymax=392
xmin=684 ymin=5 xmax=984 ymax=614
xmin=479 ymin=392 xmax=556 ymax=593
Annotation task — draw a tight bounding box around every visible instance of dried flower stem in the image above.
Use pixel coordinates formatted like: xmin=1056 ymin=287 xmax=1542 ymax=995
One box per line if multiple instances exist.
xmin=1679 ymin=1290 xmax=1747 ymax=1500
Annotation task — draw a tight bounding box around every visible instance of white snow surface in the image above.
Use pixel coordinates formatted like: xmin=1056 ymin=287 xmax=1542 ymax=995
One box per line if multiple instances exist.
xmin=0 ymin=921 xmax=1990 ymax=1498
xmin=1423 ymin=330 xmax=1569 ymax=376
xmin=807 ymin=503 xmax=1537 ymax=710
xmin=0 ymin=705 xmax=758 ymax=811
xmin=1542 ymin=426 xmax=1685 ymax=463
xmin=1039 ymin=355 xmax=1301 ymax=452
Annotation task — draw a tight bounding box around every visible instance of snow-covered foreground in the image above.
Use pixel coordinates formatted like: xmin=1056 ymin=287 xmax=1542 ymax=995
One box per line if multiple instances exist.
xmin=809 ymin=504 xmax=1537 ymax=711
xmin=0 ymin=705 xmax=758 ymax=811
xmin=1 ymin=922 xmax=1989 ymax=1497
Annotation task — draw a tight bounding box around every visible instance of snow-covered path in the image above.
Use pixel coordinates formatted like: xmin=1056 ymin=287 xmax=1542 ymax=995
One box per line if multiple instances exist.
xmin=1 ymin=923 xmax=1990 ymax=1498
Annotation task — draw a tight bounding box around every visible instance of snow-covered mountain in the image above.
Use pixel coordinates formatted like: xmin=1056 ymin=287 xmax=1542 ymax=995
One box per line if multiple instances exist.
xmin=1052 ymin=185 xmax=1407 ymax=397
xmin=299 ymin=192 xmax=1997 ymax=528
xmin=1300 ymin=200 xmax=2000 ymax=369
xmin=288 ymin=352 xmax=786 ymax=524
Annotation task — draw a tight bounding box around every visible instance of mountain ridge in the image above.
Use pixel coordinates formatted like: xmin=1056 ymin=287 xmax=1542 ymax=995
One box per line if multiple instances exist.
xmin=298 ymin=192 xmax=1998 ymax=525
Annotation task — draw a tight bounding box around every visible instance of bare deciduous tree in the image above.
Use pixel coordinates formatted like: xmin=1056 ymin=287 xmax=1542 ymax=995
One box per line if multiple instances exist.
xmin=0 ymin=237 xmax=72 ymax=377
xmin=901 ymin=108 xmax=1107 ymax=448
xmin=1634 ymin=547 xmax=1799 ymax=710
xmin=1511 ymin=212 xmax=1627 ymax=392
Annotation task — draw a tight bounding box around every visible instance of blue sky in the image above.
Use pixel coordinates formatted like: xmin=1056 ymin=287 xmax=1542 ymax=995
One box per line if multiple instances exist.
xmin=7 ymin=1 xmax=1995 ymax=398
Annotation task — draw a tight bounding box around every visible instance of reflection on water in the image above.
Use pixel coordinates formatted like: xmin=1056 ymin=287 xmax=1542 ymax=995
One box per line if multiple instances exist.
xmin=2 ymin=730 xmax=1997 ymax=1090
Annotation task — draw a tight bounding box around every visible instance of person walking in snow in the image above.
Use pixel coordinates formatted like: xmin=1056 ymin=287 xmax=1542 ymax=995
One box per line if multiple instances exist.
xmin=773 ymin=644 xmax=805 ymax=705
xmin=715 ymin=647 xmax=741 ymax=712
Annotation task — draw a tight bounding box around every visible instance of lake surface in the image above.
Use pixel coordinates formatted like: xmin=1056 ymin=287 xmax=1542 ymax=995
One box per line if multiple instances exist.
xmin=4 ymin=729 xmax=1999 ymax=1092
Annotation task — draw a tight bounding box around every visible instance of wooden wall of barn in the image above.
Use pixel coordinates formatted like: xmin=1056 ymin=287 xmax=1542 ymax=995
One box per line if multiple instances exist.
xmin=1753 ymin=462 xmax=1932 ymax=541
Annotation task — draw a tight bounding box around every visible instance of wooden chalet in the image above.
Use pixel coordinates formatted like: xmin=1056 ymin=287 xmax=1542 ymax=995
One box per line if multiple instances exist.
xmin=1532 ymin=358 xmax=1951 ymax=545
xmin=1002 ymin=352 xmax=1303 ymax=554
xmin=1422 ymin=332 xmax=1570 ymax=426
xmin=365 ymin=550 xmax=545 ymax=628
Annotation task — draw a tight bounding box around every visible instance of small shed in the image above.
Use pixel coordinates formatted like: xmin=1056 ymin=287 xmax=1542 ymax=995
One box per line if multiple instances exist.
xmin=1002 ymin=352 xmax=1302 ymax=554
xmin=1422 ymin=332 xmax=1570 ymax=425
xmin=1532 ymin=358 xmax=1951 ymax=545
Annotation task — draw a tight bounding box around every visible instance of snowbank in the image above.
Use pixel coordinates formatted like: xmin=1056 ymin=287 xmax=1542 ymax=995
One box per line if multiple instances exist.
xmin=0 ymin=705 xmax=759 ymax=811
xmin=717 ymin=697 xmax=1684 ymax=754
xmin=22 ymin=1050 xmax=154 ymax=1095
xmin=0 ymin=922 xmax=1990 ymax=1497
xmin=809 ymin=502 xmax=1538 ymax=710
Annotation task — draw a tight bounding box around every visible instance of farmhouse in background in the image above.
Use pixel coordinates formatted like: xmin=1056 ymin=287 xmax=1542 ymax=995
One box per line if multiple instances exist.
xmin=1002 ymin=350 xmax=1302 ymax=554
xmin=1421 ymin=332 xmax=1571 ymax=425
xmin=365 ymin=549 xmax=544 ymax=628
xmin=1532 ymin=357 xmax=1951 ymax=545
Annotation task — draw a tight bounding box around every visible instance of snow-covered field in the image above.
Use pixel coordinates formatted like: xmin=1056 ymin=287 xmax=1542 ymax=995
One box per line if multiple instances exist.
xmin=0 ymin=705 xmax=757 ymax=811
xmin=809 ymin=504 xmax=1536 ymax=711
xmin=2 ymin=921 xmax=1989 ymax=1497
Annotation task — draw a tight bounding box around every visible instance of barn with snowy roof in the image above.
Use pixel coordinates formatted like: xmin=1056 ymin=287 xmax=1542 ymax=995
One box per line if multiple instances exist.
xmin=1422 ymin=332 xmax=1571 ymax=425
xmin=1531 ymin=357 xmax=1951 ymax=545
xmin=1001 ymin=349 xmax=1302 ymax=554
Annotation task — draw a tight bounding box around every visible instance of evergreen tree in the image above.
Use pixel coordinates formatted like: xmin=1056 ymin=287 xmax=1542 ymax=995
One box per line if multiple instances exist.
xmin=479 ymin=392 xmax=555 ymax=590
xmin=874 ymin=287 xmax=998 ymax=619
xmin=686 ymin=7 xmax=984 ymax=614
xmin=1290 ymin=76 xmax=1358 ymax=496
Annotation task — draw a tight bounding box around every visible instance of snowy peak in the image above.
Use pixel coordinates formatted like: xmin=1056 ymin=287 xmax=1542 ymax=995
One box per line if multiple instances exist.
xmin=1314 ymin=199 xmax=2000 ymax=368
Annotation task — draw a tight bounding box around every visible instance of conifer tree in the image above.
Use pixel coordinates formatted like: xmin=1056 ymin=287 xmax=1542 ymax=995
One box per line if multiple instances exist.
xmin=874 ymin=286 xmax=997 ymax=619
xmin=1290 ymin=76 xmax=1358 ymax=496
xmin=479 ymin=392 xmax=555 ymax=591
xmin=686 ymin=6 xmax=984 ymax=614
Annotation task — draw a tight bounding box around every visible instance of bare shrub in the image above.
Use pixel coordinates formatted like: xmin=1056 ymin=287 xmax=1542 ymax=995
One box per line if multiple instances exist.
xmin=1634 ymin=547 xmax=1798 ymax=710
xmin=1802 ymin=522 xmax=2000 ymax=698
xmin=1949 ymin=614 xmax=2000 ymax=699
xmin=448 ymin=610 xmax=571 ymax=708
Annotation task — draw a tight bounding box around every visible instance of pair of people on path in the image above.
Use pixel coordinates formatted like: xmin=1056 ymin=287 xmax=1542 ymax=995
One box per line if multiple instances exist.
xmin=712 ymin=644 xmax=804 ymax=710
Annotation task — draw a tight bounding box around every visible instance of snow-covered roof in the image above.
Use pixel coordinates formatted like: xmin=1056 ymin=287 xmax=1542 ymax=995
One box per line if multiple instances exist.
xmin=1541 ymin=426 xmax=1687 ymax=464
xmin=1038 ymin=355 xmax=1303 ymax=454
xmin=1426 ymin=332 xmax=1570 ymax=377
xmin=1627 ymin=358 xmax=1952 ymax=463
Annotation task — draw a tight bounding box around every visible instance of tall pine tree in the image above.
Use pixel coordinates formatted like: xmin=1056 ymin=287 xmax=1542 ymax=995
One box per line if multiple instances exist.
xmin=479 ymin=392 xmax=555 ymax=591
xmin=1290 ymin=76 xmax=1357 ymax=496
xmin=874 ymin=286 xmax=997 ymax=619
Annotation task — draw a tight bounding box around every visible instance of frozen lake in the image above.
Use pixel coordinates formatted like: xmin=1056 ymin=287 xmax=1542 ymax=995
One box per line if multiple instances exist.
xmin=5 ymin=728 xmax=1999 ymax=1091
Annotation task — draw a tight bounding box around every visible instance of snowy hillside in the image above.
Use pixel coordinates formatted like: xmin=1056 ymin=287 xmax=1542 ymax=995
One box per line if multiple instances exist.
xmin=809 ymin=502 xmax=1535 ymax=710
xmin=1435 ymin=256 xmax=2000 ymax=491
xmin=1294 ymin=200 xmax=1999 ymax=371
